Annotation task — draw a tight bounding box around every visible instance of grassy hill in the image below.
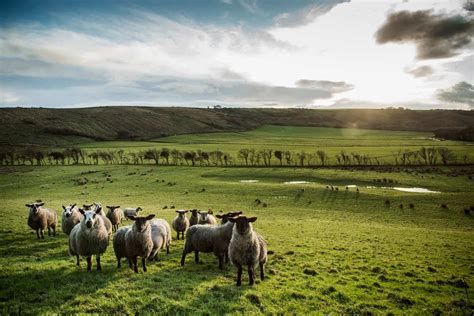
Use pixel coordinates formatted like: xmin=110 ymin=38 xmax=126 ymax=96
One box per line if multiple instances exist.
xmin=1 ymin=107 xmax=473 ymax=147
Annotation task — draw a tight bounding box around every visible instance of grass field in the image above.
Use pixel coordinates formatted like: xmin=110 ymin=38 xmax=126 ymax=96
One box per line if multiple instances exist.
xmin=75 ymin=125 xmax=474 ymax=164
xmin=1 ymin=163 xmax=473 ymax=314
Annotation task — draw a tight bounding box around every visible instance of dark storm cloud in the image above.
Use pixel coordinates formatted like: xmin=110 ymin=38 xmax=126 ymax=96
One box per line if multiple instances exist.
xmin=437 ymin=81 xmax=474 ymax=108
xmin=405 ymin=65 xmax=433 ymax=78
xmin=295 ymin=79 xmax=354 ymax=93
xmin=375 ymin=10 xmax=474 ymax=59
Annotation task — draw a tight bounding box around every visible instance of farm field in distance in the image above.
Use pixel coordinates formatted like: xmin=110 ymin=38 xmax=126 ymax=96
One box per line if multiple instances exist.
xmin=74 ymin=125 xmax=473 ymax=164
xmin=0 ymin=159 xmax=473 ymax=313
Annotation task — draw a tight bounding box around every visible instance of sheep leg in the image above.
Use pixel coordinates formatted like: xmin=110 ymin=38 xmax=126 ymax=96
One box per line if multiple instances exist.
xmin=259 ymin=262 xmax=265 ymax=280
xmin=176 ymin=232 xmax=180 ymax=240
xmin=142 ymin=257 xmax=147 ymax=272
xmin=40 ymin=229 xmax=44 ymax=239
xmin=47 ymin=227 xmax=51 ymax=236
xmin=248 ymin=265 xmax=255 ymax=285
xmin=36 ymin=229 xmax=40 ymax=239
xmin=76 ymin=255 xmax=80 ymax=266
xmin=117 ymin=257 xmax=121 ymax=268
xmin=225 ymin=252 xmax=229 ymax=264
xmin=132 ymin=257 xmax=138 ymax=273
xmin=180 ymin=252 xmax=187 ymax=266
xmin=236 ymin=264 xmax=242 ymax=286
xmin=166 ymin=243 xmax=170 ymax=255
xmin=217 ymin=254 xmax=224 ymax=270
xmin=96 ymin=255 xmax=102 ymax=271
xmin=194 ymin=251 xmax=199 ymax=263
xmin=86 ymin=256 xmax=92 ymax=271
xmin=128 ymin=258 xmax=132 ymax=269
xmin=53 ymin=226 xmax=56 ymax=236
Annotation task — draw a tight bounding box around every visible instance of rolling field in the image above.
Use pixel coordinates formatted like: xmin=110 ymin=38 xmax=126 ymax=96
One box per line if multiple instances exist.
xmin=1 ymin=164 xmax=473 ymax=314
xmin=76 ymin=125 xmax=474 ymax=164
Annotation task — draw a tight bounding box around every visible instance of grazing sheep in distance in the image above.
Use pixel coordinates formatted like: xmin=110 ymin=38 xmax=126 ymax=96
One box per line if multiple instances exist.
xmin=125 ymin=214 xmax=155 ymax=273
xmin=172 ymin=210 xmax=189 ymax=240
xmin=61 ymin=203 xmax=81 ymax=235
xmin=69 ymin=208 xmax=109 ymax=271
xmin=149 ymin=218 xmax=172 ymax=261
xmin=189 ymin=209 xmax=199 ymax=226
xmin=106 ymin=205 xmax=123 ymax=232
xmin=198 ymin=210 xmax=217 ymax=225
xmin=181 ymin=212 xmax=240 ymax=269
xmin=123 ymin=207 xmax=143 ymax=219
xmin=228 ymin=216 xmax=267 ymax=286
xmin=26 ymin=202 xmax=57 ymax=239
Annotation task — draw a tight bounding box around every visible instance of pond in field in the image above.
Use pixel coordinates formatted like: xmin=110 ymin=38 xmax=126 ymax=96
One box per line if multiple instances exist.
xmin=239 ymin=180 xmax=259 ymax=183
xmin=364 ymin=186 xmax=441 ymax=193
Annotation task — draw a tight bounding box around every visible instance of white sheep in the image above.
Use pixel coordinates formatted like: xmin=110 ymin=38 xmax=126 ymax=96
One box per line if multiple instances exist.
xmin=26 ymin=202 xmax=57 ymax=239
xmin=125 ymin=214 xmax=155 ymax=273
xmin=106 ymin=205 xmax=124 ymax=232
xmin=123 ymin=207 xmax=142 ymax=219
xmin=228 ymin=216 xmax=267 ymax=286
xmin=68 ymin=208 xmax=109 ymax=271
xmin=61 ymin=203 xmax=81 ymax=235
xmin=149 ymin=218 xmax=172 ymax=261
xmin=172 ymin=210 xmax=189 ymax=240
xmin=198 ymin=210 xmax=217 ymax=225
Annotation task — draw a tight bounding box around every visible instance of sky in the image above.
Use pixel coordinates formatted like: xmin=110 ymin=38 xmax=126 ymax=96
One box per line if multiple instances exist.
xmin=0 ymin=0 xmax=473 ymax=109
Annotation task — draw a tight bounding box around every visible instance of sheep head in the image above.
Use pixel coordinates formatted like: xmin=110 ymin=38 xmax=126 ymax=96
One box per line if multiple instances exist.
xmin=129 ymin=214 xmax=155 ymax=232
xmin=228 ymin=216 xmax=257 ymax=235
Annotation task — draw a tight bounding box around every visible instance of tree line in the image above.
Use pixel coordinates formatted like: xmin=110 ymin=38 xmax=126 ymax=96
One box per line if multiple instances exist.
xmin=0 ymin=146 xmax=468 ymax=167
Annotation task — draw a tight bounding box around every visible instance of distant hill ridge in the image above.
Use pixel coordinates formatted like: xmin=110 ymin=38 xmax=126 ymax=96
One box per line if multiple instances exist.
xmin=1 ymin=107 xmax=473 ymax=147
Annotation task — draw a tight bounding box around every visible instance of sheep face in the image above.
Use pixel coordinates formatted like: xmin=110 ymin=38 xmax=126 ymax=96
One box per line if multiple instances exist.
xmin=176 ymin=210 xmax=188 ymax=218
xmin=62 ymin=204 xmax=77 ymax=218
xmin=106 ymin=205 xmax=120 ymax=213
xmin=190 ymin=209 xmax=198 ymax=216
xmin=26 ymin=202 xmax=45 ymax=214
xmin=216 ymin=211 xmax=243 ymax=224
xmin=93 ymin=202 xmax=103 ymax=212
xmin=228 ymin=216 xmax=257 ymax=235
xmin=198 ymin=211 xmax=211 ymax=222
xmin=129 ymin=214 xmax=155 ymax=232
xmin=79 ymin=208 xmax=102 ymax=229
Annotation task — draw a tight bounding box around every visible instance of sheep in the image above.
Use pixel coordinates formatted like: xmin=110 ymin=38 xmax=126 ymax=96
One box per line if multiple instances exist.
xmin=61 ymin=203 xmax=81 ymax=235
xmin=123 ymin=207 xmax=143 ymax=219
xmin=106 ymin=205 xmax=124 ymax=232
xmin=92 ymin=203 xmax=112 ymax=234
xmin=181 ymin=212 xmax=239 ymax=269
xmin=113 ymin=225 xmax=131 ymax=268
xmin=149 ymin=218 xmax=172 ymax=261
xmin=172 ymin=210 xmax=189 ymax=240
xmin=68 ymin=208 xmax=109 ymax=271
xmin=26 ymin=202 xmax=57 ymax=239
xmin=198 ymin=210 xmax=217 ymax=225
xmin=83 ymin=203 xmax=94 ymax=210
xmin=228 ymin=216 xmax=267 ymax=286
xmin=189 ymin=209 xmax=199 ymax=226
xmin=125 ymin=214 xmax=155 ymax=273
xmin=216 ymin=211 xmax=243 ymax=224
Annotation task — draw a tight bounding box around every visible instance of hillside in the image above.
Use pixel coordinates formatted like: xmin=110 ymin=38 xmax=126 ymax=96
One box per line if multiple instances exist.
xmin=1 ymin=107 xmax=473 ymax=147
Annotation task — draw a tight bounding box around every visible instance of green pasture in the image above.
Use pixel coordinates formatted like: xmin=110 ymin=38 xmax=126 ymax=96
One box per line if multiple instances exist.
xmin=75 ymin=125 xmax=473 ymax=163
xmin=1 ymin=164 xmax=473 ymax=314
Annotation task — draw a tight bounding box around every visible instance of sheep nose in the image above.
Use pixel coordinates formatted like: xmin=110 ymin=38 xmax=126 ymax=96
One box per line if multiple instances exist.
xmin=86 ymin=221 xmax=92 ymax=228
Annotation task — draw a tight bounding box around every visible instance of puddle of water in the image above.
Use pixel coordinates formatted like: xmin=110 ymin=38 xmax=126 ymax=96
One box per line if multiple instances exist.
xmin=284 ymin=181 xmax=311 ymax=184
xmin=239 ymin=180 xmax=259 ymax=183
xmin=364 ymin=186 xmax=441 ymax=193
xmin=393 ymin=187 xmax=440 ymax=193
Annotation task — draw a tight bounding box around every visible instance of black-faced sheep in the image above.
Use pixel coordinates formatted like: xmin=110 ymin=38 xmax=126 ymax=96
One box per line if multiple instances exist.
xmin=26 ymin=202 xmax=57 ymax=239
xmin=198 ymin=210 xmax=217 ymax=225
xmin=61 ymin=203 xmax=81 ymax=235
xmin=172 ymin=210 xmax=189 ymax=240
xmin=68 ymin=208 xmax=109 ymax=271
xmin=228 ymin=216 xmax=267 ymax=286
xmin=189 ymin=209 xmax=199 ymax=226
xmin=106 ymin=205 xmax=123 ymax=232
xmin=125 ymin=214 xmax=155 ymax=273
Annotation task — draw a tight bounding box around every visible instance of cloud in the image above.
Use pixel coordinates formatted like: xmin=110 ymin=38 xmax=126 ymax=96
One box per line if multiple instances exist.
xmin=405 ymin=65 xmax=433 ymax=78
xmin=375 ymin=10 xmax=474 ymax=59
xmin=295 ymin=79 xmax=354 ymax=93
xmin=238 ymin=0 xmax=258 ymax=14
xmin=274 ymin=1 xmax=348 ymax=28
xmin=437 ymin=81 xmax=474 ymax=108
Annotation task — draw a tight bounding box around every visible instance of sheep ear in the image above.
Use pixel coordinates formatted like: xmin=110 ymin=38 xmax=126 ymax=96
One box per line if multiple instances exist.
xmin=185 ymin=210 xmax=189 ymax=213
xmin=62 ymin=205 xmax=66 ymax=210
xmin=236 ymin=211 xmax=243 ymax=215
xmin=137 ymin=207 xmax=142 ymax=211
xmin=128 ymin=215 xmax=136 ymax=221
xmin=95 ymin=208 xmax=102 ymax=214
xmin=208 ymin=210 xmax=213 ymax=214
xmin=116 ymin=206 xmax=120 ymax=208
xmin=79 ymin=208 xmax=85 ymax=215
xmin=72 ymin=203 xmax=77 ymax=208
xmin=216 ymin=215 xmax=223 ymax=219
xmin=38 ymin=202 xmax=45 ymax=206
xmin=228 ymin=217 xmax=236 ymax=223
xmin=26 ymin=204 xmax=32 ymax=207
xmin=248 ymin=217 xmax=257 ymax=223
xmin=146 ymin=214 xmax=155 ymax=221
xmin=175 ymin=210 xmax=180 ymax=213
xmin=106 ymin=206 xmax=112 ymax=209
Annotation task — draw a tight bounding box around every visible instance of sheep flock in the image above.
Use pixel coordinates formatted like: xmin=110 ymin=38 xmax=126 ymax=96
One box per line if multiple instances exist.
xmin=26 ymin=201 xmax=267 ymax=286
